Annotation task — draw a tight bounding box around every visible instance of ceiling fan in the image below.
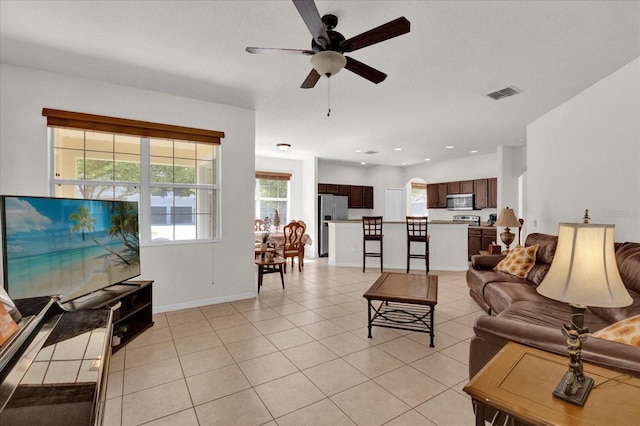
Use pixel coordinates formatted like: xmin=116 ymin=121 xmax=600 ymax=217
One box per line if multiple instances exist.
xmin=246 ymin=0 xmax=411 ymax=89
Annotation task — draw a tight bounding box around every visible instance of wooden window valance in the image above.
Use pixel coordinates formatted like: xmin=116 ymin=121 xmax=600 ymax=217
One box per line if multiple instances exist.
xmin=42 ymin=108 xmax=225 ymax=144
xmin=255 ymin=171 xmax=291 ymax=181
xmin=411 ymin=182 xmax=427 ymax=190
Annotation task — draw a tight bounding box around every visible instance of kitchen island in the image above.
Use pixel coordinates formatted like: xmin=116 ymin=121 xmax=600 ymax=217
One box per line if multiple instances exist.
xmin=328 ymin=220 xmax=469 ymax=271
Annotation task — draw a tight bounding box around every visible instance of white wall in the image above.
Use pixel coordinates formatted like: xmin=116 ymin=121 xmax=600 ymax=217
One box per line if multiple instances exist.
xmin=527 ymin=57 xmax=640 ymax=242
xmin=317 ymin=160 xmax=405 ymax=219
xmin=254 ymin=155 xmax=318 ymax=257
xmin=0 ymin=64 xmax=257 ymax=312
xmin=405 ymin=153 xmax=501 ymax=222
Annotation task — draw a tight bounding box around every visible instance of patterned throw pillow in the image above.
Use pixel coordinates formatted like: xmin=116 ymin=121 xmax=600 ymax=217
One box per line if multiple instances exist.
xmin=591 ymin=315 xmax=640 ymax=347
xmin=494 ymin=244 xmax=539 ymax=279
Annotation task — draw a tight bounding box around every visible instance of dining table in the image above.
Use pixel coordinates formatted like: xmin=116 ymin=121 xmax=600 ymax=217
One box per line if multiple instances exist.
xmin=254 ymin=231 xmax=313 ymax=247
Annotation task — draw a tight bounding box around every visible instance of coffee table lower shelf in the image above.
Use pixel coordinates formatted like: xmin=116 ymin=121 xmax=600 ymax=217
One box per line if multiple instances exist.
xmin=367 ymin=301 xmax=435 ymax=346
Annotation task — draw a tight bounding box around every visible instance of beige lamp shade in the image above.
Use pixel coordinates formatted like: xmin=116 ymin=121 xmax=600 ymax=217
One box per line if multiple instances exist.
xmin=495 ymin=207 xmax=520 ymax=228
xmin=536 ymin=223 xmax=632 ymax=307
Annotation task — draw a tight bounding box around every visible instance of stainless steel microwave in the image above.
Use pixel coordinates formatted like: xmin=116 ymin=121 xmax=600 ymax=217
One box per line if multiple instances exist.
xmin=446 ymin=193 xmax=475 ymax=211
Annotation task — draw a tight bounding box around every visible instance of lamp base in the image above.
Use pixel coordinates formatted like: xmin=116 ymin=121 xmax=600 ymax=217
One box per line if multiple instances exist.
xmin=552 ymin=371 xmax=594 ymax=407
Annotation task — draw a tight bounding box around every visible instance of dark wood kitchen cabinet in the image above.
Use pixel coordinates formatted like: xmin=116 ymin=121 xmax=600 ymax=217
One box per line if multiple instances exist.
xmin=363 ymin=185 xmax=374 ymax=209
xmin=320 ymin=183 xmax=373 ymax=208
xmin=488 ymin=177 xmax=497 ymax=208
xmin=349 ymin=185 xmax=363 ymax=208
xmin=474 ymin=179 xmax=489 ymax=209
xmin=448 ymin=181 xmax=460 ymax=194
xmin=349 ymin=185 xmax=373 ymax=209
xmin=468 ymin=227 xmax=497 ymax=259
xmin=460 ymin=180 xmax=474 ymax=194
xmin=427 ymin=182 xmax=448 ymax=208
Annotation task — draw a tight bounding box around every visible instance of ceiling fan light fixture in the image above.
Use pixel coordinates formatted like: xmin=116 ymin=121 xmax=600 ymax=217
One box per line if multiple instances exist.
xmin=277 ymin=143 xmax=291 ymax=151
xmin=310 ymin=51 xmax=347 ymax=77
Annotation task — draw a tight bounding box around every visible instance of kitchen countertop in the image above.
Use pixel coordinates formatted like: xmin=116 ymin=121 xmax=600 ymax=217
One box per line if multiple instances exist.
xmin=330 ymin=220 xmax=495 ymax=226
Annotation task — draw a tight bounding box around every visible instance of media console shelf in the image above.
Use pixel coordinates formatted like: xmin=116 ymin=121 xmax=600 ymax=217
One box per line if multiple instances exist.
xmin=62 ymin=280 xmax=154 ymax=352
xmin=0 ymin=281 xmax=154 ymax=425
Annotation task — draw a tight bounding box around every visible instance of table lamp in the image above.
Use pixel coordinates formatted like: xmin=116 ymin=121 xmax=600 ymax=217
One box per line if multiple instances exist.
xmin=536 ymin=223 xmax=632 ymax=406
xmin=495 ymin=207 xmax=520 ymax=253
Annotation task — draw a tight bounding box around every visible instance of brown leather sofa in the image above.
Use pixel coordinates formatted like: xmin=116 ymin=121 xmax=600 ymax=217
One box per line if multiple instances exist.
xmin=467 ymin=233 xmax=640 ymax=380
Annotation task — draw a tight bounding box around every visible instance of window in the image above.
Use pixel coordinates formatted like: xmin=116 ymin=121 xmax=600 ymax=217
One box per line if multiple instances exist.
xmin=255 ymin=171 xmax=290 ymax=225
xmin=45 ymin=109 xmax=223 ymax=244
xmin=410 ymin=182 xmax=428 ymax=216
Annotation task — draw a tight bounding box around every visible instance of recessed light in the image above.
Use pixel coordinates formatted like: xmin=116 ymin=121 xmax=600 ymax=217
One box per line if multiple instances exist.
xmin=446 ymin=145 xmax=454 ymax=149
xmin=424 ymin=158 xmax=431 ymax=161
xmin=360 ymin=162 xmax=367 ymax=165
xmin=470 ymin=150 xmax=478 ymax=154
xmin=394 ymin=148 xmax=402 ymax=151
xmin=355 ymin=149 xmax=362 ymax=153
xmin=401 ymin=162 xmax=407 ymax=165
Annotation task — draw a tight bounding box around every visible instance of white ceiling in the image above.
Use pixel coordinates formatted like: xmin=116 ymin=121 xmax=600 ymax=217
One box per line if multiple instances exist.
xmin=1 ymin=1 xmax=639 ymax=166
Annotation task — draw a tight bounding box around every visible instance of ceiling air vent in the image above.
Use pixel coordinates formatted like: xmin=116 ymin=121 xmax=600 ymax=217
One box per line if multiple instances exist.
xmin=363 ymin=150 xmax=378 ymax=155
xmin=486 ymin=86 xmax=523 ymax=100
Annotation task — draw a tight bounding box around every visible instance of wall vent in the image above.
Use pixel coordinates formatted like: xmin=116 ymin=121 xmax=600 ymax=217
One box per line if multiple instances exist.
xmin=486 ymin=86 xmax=523 ymax=100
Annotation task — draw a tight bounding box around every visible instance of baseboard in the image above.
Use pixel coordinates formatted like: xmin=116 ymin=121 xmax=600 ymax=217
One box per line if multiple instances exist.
xmin=153 ymin=291 xmax=256 ymax=314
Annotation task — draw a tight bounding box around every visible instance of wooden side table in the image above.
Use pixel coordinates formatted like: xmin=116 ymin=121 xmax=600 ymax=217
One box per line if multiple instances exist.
xmin=255 ymin=258 xmax=286 ymax=293
xmin=464 ymin=342 xmax=640 ymax=425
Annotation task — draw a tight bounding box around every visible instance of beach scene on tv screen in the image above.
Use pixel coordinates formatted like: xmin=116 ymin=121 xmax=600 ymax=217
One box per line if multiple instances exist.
xmin=3 ymin=196 xmax=140 ymax=302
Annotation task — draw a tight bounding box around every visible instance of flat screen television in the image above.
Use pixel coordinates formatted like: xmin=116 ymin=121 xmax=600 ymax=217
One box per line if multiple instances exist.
xmin=1 ymin=195 xmax=140 ymax=303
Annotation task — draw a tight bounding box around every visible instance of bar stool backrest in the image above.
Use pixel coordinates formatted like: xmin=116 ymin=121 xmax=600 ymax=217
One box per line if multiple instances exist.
xmin=407 ymin=216 xmax=428 ymax=241
xmin=363 ymin=216 xmax=383 ymax=238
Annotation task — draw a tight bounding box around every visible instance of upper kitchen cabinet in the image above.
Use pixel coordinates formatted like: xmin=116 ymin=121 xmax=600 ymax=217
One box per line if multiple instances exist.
xmin=474 ymin=179 xmax=489 ymax=208
xmin=349 ymin=185 xmax=374 ymax=209
xmin=460 ymin=180 xmax=474 ymax=194
xmin=427 ymin=178 xmax=497 ymax=209
xmin=487 ymin=178 xmax=497 ymax=208
xmin=319 ymin=183 xmax=373 ymax=208
xmin=427 ymin=183 xmax=448 ymax=208
xmin=447 ymin=181 xmax=460 ymax=194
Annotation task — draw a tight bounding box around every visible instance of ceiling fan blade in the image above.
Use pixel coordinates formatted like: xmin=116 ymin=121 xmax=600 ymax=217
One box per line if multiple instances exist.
xmin=340 ymin=17 xmax=410 ymax=53
xmin=246 ymin=47 xmax=314 ymax=55
xmin=301 ymin=69 xmax=321 ymax=89
xmin=345 ymin=57 xmax=387 ymax=84
xmin=292 ymin=0 xmax=330 ymax=48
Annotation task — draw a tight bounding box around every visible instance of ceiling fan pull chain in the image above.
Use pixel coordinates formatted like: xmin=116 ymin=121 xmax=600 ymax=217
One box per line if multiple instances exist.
xmin=327 ymin=77 xmax=331 ymax=117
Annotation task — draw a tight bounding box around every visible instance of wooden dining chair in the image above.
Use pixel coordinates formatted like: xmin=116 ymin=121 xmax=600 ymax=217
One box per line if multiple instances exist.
xmin=296 ymin=220 xmax=307 ymax=269
xmin=280 ymin=220 xmax=305 ymax=273
xmin=363 ymin=216 xmax=383 ymax=272
xmin=406 ymin=216 xmax=430 ymax=273
xmin=255 ymin=219 xmax=265 ymax=231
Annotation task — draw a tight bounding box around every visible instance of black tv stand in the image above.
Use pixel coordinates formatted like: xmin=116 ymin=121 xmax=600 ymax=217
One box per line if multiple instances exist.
xmin=0 ymin=281 xmax=154 ymax=425
xmin=61 ymin=280 xmax=154 ymax=352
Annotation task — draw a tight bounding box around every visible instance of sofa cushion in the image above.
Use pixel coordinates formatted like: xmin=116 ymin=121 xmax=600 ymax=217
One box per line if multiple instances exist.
xmin=525 ymin=233 xmax=557 ymax=265
xmin=495 ymin=244 xmax=539 ymax=279
xmin=592 ymin=314 xmax=640 ymax=347
xmin=483 ymin=281 xmax=548 ymax=315
xmin=590 ymin=290 xmax=640 ymax=323
xmin=615 ymin=242 xmax=640 ymax=293
xmin=499 ymin=300 xmax=611 ymax=331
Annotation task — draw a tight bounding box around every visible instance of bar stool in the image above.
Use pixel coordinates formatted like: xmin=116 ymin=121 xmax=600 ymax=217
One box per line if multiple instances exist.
xmin=363 ymin=216 xmax=383 ymax=273
xmin=406 ymin=216 xmax=430 ymax=273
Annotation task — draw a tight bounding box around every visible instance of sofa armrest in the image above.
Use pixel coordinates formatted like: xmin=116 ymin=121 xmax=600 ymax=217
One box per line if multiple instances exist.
xmin=470 ymin=254 xmax=505 ymax=270
xmin=469 ymin=315 xmax=640 ymax=379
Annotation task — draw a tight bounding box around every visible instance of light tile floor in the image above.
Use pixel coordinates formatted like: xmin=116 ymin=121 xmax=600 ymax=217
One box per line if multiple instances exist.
xmin=103 ymin=259 xmax=485 ymax=425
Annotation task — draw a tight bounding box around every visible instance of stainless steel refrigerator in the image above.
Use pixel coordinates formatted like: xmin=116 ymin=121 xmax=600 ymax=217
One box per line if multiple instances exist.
xmin=318 ymin=194 xmax=349 ymax=257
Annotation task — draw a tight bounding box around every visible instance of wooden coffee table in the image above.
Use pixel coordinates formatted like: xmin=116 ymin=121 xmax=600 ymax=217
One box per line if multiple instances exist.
xmin=255 ymin=258 xmax=286 ymax=293
xmin=363 ymin=272 xmax=438 ymax=347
